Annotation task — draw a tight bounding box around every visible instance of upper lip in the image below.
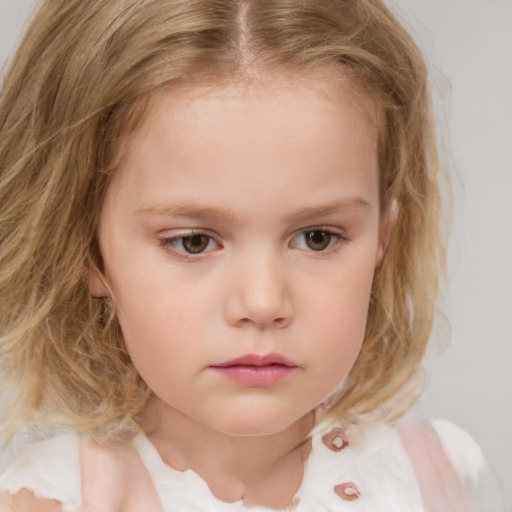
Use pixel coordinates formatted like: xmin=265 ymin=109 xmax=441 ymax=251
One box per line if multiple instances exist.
xmin=212 ymin=353 xmax=297 ymax=368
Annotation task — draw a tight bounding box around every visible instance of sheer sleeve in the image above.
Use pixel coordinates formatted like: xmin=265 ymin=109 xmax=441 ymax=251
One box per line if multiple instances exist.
xmin=431 ymin=419 xmax=506 ymax=512
xmin=0 ymin=434 xmax=81 ymax=512
xmin=401 ymin=418 xmax=506 ymax=512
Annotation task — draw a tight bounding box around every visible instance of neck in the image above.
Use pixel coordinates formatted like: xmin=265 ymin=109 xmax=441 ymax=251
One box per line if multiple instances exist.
xmin=140 ymin=399 xmax=314 ymax=508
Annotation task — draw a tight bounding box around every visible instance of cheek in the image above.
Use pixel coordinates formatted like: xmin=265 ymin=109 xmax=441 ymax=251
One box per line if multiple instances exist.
xmin=110 ymin=272 xmax=205 ymax=373
xmin=115 ymin=302 xmax=201 ymax=403
xmin=115 ymin=287 xmax=197 ymax=338
xmin=108 ymin=245 xmax=203 ymax=327
xmin=304 ymin=251 xmax=375 ymax=325
xmin=301 ymin=256 xmax=376 ymax=378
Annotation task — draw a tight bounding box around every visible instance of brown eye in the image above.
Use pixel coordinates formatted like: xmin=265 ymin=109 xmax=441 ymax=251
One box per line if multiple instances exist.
xmin=182 ymin=234 xmax=211 ymax=253
xmin=304 ymin=230 xmax=333 ymax=251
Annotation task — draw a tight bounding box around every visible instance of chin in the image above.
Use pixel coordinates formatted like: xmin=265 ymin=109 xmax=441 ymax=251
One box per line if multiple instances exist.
xmin=210 ymin=411 xmax=305 ymax=437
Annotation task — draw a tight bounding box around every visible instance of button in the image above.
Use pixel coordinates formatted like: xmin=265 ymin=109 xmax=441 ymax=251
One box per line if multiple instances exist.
xmin=334 ymin=482 xmax=361 ymax=501
xmin=322 ymin=427 xmax=348 ymax=452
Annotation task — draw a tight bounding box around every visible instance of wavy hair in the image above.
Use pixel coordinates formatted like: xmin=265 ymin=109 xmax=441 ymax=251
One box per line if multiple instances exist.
xmin=0 ymin=0 xmax=443 ymax=441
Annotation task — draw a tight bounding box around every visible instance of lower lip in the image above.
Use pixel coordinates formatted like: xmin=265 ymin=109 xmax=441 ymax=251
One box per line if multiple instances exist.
xmin=211 ymin=364 xmax=296 ymax=386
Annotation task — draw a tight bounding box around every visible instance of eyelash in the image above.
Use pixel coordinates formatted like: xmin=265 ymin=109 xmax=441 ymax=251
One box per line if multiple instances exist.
xmin=290 ymin=227 xmax=348 ymax=255
xmin=158 ymin=231 xmax=222 ymax=260
xmin=158 ymin=227 xmax=349 ymax=260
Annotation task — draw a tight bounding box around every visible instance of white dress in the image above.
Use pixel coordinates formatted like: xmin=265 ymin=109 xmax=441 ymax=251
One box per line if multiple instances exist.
xmin=0 ymin=419 xmax=495 ymax=512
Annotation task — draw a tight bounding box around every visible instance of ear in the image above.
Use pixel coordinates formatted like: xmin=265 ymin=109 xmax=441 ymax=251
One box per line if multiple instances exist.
xmin=88 ymin=260 xmax=110 ymax=298
xmin=376 ymin=199 xmax=399 ymax=265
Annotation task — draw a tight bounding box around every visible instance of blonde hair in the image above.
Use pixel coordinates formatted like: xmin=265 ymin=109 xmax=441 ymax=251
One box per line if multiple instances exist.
xmin=0 ymin=0 xmax=442 ymax=441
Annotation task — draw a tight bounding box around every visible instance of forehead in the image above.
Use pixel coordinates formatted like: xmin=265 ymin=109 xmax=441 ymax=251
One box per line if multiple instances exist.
xmin=104 ymin=73 xmax=381 ymax=218
xmin=122 ymin=72 xmax=378 ymax=158
xmin=128 ymin=69 xmax=379 ymax=144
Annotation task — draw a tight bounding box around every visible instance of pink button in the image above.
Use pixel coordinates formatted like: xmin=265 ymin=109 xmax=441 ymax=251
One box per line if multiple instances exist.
xmin=334 ymin=482 xmax=361 ymax=501
xmin=322 ymin=427 xmax=348 ymax=452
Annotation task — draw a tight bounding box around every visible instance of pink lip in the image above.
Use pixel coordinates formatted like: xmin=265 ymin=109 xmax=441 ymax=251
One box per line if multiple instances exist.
xmin=214 ymin=353 xmax=296 ymax=368
xmin=211 ymin=353 xmax=297 ymax=387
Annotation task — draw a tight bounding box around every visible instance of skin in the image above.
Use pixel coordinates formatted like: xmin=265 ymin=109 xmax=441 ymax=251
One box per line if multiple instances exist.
xmin=0 ymin=442 xmax=163 ymax=512
xmin=0 ymin=78 xmax=462 ymax=511
xmin=89 ymin=76 xmax=394 ymax=507
xmin=0 ymin=490 xmax=61 ymax=512
xmin=0 ymin=429 xmax=464 ymax=512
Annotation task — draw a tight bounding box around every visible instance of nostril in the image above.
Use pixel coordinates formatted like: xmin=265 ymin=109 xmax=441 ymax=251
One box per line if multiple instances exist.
xmin=272 ymin=316 xmax=293 ymax=328
xmin=234 ymin=316 xmax=291 ymax=329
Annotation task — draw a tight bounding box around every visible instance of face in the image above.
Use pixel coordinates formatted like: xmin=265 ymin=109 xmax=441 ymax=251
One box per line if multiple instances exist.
xmin=95 ymin=77 xmax=390 ymax=436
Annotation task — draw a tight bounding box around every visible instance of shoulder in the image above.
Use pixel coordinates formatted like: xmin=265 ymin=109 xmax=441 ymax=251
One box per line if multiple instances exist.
xmin=79 ymin=436 xmax=164 ymax=512
xmin=399 ymin=418 xmax=487 ymax=484
xmin=302 ymin=417 xmax=495 ymax=511
xmin=298 ymin=420 xmax=425 ymax=510
xmin=0 ymin=434 xmax=81 ymax=511
xmin=428 ymin=419 xmax=487 ymax=484
xmin=0 ymin=489 xmax=61 ymax=512
xmin=399 ymin=417 xmax=490 ymax=511
xmin=0 ymin=432 xmax=162 ymax=512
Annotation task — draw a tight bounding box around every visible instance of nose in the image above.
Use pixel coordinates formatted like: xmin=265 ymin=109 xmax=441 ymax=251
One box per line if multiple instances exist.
xmin=224 ymin=252 xmax=294 ymax=329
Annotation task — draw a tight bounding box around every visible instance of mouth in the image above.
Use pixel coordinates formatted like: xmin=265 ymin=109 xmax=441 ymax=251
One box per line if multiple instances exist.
xmin=210 ymin=353 xmax=298 ymax=387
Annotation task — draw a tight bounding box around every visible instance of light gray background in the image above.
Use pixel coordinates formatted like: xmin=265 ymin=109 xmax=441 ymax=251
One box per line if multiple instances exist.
xmin=387 ymin=1 xmax=512 ymax=507
xmin=1 ymin=0 xmax=511 ymax=506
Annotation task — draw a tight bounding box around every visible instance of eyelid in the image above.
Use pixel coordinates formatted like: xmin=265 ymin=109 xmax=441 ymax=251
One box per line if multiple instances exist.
xmin=157 ymin=225 xmax=349 ymax=260
xmin=289 ymin=226 xmax=349 ymax=252
xmin=158 ymin=230 xmax=223 ymax=259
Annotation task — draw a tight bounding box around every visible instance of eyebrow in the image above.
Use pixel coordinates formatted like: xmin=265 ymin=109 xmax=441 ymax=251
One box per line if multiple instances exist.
xmin=283 ymin=197 xmax=372 ymax=223
xmin=136 ymin=197 xmax=372 ymax=224
xmin=136 ymin=203 xmax=238 ymax=223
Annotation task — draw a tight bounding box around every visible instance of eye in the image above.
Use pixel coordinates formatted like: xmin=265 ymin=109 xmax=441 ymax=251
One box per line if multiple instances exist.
xmin=159 ymin=232 xmax=219 ymax=256
xmin=180 ymin=234 xmax=211 ymax=254
xmin=291 ymin=228 xmax=345 ymax=252
xmin=304 ymin=230 xmax=333 ymax=251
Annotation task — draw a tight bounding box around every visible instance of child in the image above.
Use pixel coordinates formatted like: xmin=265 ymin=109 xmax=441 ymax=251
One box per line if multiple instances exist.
xmin=0 ymin=0 xmax=502 ymax=510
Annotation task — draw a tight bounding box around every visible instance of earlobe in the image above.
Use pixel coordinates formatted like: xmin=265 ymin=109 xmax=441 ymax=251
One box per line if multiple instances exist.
xmin=376 ymin=199 xmax=399 ymax=265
